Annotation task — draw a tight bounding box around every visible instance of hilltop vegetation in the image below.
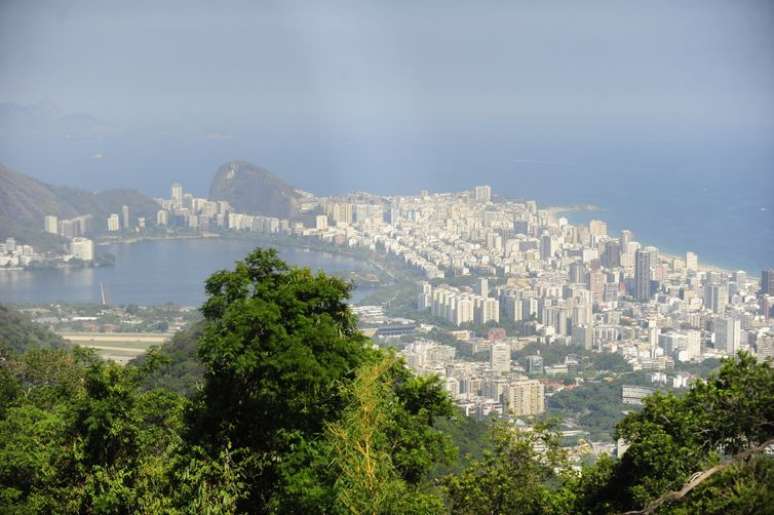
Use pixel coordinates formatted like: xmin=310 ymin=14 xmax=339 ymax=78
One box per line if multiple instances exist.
xmin=0 ymin=249 xmax=772 ymax=514
xmin=0 ymin=304 xmax=65 ymax=355
xmin=0 ymin=163 xmax=159 ymax=246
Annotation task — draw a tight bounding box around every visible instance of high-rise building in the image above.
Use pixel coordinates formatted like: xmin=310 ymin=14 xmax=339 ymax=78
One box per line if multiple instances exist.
xmin=315 ymin=214 xmax=328 ymax=230
xmin=490 ymin=342 xmax=510 ymax=374
xmin=703 ymin=282 xmax=728 ymax=314
xmin=757 ymin=333 xmax=774 ymax=361
xmin=761 ymin=269 xmax=774 ymax=295
xmin=540 ymin=232 xmax=555 ymax=261
xmin=569 ymin=261 xmax=586 ymax=283
xmin=686 ymin=252 xmax=698 ymax=272
xmin=121 ymin=205 xmax=130 ymax=229
xmin=635 ymin=246 xmax=658 ymax=302
xmin=474 ymin=185 xmax=492 ymax=202
xmin=505 ymin=379 xmax=545 ymax=416
xmin=572 ymin=323 xmax=593 ymax=350
xmin=526 ymin=355 xmax=544 ymax=375
xmin=477 ymin=278 xmax=489 ymax=298
xmin=70 ymin=237 xmax=94 ymax=261
xmin=107 ymin=214 xmax=120 ymax=232
xmin=156 ymin=209 xmax=169 ymax=226
xmin=602 ymin=240 xmax=621 ymax=268
xmin=715 ymin=317 xmax=741 ymax=355
xmin=171 ymin=182 xmax=183 ymax=206
xmin=474 ymin=297 xmax=500 ymax=324
xmin=589 ymin=219 xmax=608 ymax=237
xmin=44 ymin=215 xmax=59 ymax=234
xmin=59 ymin=219 xmax=77 ymax=239
xmin=620 ymin=229 xmax=634 ymax=247
xmin=327 ymin=201 xmax=353 ymax=226
xmin=587 ymin=270 xmax=605 ymax=304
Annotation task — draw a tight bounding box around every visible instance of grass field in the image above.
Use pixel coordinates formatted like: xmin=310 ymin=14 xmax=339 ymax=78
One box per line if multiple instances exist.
xmin=56 ymin=331 xmax=174 ymax=365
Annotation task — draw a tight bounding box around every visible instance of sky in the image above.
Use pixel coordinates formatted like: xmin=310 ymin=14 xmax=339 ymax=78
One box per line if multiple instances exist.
xmin=0 ymin=0 xmax=772 ymax=200
xmin=2 ymin=1 xmax=773 ymax=127
xmin=1 ymin=0 xmax=772 ymax=270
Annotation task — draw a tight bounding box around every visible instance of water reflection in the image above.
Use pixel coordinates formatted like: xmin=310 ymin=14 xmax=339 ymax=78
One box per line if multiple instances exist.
xmin=0 ymin=239 xmax=376 ymax=306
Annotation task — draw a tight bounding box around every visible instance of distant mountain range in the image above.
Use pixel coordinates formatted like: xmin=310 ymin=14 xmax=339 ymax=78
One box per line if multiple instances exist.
xmin=209 ymin=160 xmax=302 ymax=219
xmin=0 ymin=101 xmax=115 ymax=141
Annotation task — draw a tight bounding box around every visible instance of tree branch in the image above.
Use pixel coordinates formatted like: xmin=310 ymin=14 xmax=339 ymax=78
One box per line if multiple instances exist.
xmin=622 ymin=438 xmax=774 ymax=515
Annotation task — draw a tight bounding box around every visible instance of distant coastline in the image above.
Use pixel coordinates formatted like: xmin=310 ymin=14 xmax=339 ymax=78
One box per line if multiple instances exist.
xmin=554 ymin=204 xmax=747 ymax=275
xmin=95 ymin=232 xmax=220 ymax=246
xmin=546 ymin=203 xmax=602 ymax=216
xmin=93 ymin=206 xmax=748 ymax=277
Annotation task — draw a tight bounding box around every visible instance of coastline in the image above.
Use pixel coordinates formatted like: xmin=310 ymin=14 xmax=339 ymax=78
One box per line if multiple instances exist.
xmin=555 ymin=205 xmax=747 ymax=275
xmin=67 ymin=199 xmax=759 ymax=278
xmin=98 ymin=231 xmax=402 ymax=286
xmin=96 ymin=232 xmax=220 ymax=246
xmin=98 ymin=223 xmax=745 ymax=277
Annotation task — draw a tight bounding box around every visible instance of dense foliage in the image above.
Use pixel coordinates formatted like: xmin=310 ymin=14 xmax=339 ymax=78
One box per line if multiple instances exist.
xmin=0 ymin=304 xmax=65 ymax=355
xmin=0 ymin=248 xmax=772 ymax=514
xmin=132 ymin=322 xmax=204 ymax=396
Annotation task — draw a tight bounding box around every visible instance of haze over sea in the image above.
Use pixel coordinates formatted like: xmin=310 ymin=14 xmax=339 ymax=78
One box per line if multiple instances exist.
xmin=2 ymin=122 xmax=772 ymax=273
xmin=2 ymin=2 xmax=773 ymax=275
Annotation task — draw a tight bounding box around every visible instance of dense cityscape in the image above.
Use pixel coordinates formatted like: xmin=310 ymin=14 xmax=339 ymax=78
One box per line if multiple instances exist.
xmin=2 ymin=2 xmax=773 ymax=512
xmin=6 ymin=166 xmax=772 ymax=449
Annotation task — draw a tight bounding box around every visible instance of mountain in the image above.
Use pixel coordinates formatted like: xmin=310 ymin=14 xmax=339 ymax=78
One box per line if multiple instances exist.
xmin=0 ymin=163 xmax=160 ymax=245
xmin=0 ymin=101 xmax=115 ymax=141
xmin=208 ymin=160 xmax=301 ymax=219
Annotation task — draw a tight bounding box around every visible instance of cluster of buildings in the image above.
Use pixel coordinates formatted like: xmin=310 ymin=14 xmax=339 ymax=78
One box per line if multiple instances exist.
xmin=401 ymin=339 xmax=544 ymax=420
xmin=44 ymin=214 xmax=94 ymax=239
xmin=153 ymin=183 xmax=232 ymax=231
xmin=418 ymin=279 xmax=500 ymax=325
xmin=281 ymin=185 xmax=772 ymax=423
xmin=33 ymin=182 xmax=774 ymax=373
xmin=40 ymin=214 xmax=96 ymax=263
xmin=294 ymin=187 xmax=773 ymax=368
xmin=0 ymin=235 xmax=93 ymax=269
xmin=0 ymin=237 xmax=41 ymax=268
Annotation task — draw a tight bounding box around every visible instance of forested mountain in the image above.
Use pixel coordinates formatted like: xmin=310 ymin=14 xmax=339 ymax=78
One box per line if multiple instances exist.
xmin=0 ymin=163 xmax=160 ymax=244
xmin=0 ymin=249 xmax=772 ymax=514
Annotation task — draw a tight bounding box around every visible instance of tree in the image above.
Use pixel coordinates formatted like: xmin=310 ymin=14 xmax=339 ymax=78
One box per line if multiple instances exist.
xmin=186 ymin=248 xmax=376 ymax=511
xmin=575 ymin=352 xmax=774 ymax=514
xmin=0 ymin=304 xmax=65 ymax=356
xmin=275 ymin=354 xmax=455 ymax=514
xmin=0 ymin=345 xmax=189 ymax=514
xmin=444 ymin=420 xmax=573 ymax=515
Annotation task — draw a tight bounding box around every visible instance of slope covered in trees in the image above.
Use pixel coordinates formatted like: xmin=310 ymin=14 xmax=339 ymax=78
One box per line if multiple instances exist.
xmin=0 ymin=248 xmax=772 ymax=514
xmin=0 ymin=304 xmax=65 ymax=355
xmin=0 ymin=163 xmax=159 ymax=246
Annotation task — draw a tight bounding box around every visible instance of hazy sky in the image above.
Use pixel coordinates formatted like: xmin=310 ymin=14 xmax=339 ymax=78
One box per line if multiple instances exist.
xmin=2 ymin=0 xmax=773 ymax=129
xmin=1 ymin=0 xmax=773 ymax=269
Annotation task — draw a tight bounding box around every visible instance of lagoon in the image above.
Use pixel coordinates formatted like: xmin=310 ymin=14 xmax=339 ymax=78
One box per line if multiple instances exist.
xmin=0 ymin=239 xmax=377 ymax=306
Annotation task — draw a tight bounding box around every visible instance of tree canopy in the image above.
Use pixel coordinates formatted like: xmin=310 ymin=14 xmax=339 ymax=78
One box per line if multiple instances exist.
xmin=0 ymin=249 xmax=772 ymax=514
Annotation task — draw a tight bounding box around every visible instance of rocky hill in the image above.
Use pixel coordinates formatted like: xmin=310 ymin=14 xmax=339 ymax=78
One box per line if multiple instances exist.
xmin=208 ymin=161 xmax=300 ymax=219
xmin=0 ymin=163 xmax=160 ymax=245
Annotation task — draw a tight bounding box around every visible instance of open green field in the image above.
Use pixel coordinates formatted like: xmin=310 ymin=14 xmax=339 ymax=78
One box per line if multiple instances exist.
xmin=56 ymin=331 xmax=174 ymax=364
